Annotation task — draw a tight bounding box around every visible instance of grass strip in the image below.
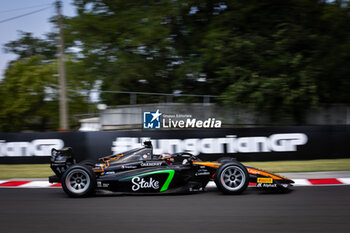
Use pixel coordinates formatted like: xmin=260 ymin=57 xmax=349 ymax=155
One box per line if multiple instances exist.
xmin=0 ymin=164 xmax=53 ymax=180
xmin=244 ymin=158 xmax=350 ymax=173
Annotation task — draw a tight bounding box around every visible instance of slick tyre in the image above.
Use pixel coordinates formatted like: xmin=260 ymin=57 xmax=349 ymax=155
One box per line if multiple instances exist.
xmin=62 ymin=164 xmax=96 ymax=198
xmin=215 ymin=161 xmax=249 ymax=195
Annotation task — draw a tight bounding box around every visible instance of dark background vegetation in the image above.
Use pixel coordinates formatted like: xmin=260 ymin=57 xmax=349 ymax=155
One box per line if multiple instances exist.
xmin=1 ymin=0 xmax=350 ymax=132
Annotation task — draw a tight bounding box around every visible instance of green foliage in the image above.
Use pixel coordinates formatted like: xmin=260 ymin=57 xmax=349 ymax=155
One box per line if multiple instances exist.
xmin=65 ymin=0 xmax=182 ymax=105
xmin=0 ymin=55 xmax=94 ymax=132
xmin=0 ymin=56 xmax=58 ymax=131
xmin=3 ymin=31 xmax=57 ymax=60
xmin=63 ymin=0 xmax=350 ymax=122
xmin=0 ymin=31 xmax=96 ymax=132
xmin=3 ymin=0 xmax=350 ymax=130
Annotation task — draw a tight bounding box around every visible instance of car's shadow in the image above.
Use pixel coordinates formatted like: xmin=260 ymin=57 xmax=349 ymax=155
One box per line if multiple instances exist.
xmin=91 ymin=186 xmax=293 ymax=198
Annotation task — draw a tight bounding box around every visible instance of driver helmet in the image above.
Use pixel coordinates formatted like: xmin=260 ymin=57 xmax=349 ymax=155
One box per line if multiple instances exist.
xmin=158 ymin=153 xmax=174 ymax=164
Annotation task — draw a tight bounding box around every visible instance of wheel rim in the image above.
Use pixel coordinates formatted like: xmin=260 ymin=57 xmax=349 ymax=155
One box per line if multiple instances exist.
xmin=65 ymin=169 xmax=90 ymax=194
xmin=220 ymin=166 xmax=246 ymax=191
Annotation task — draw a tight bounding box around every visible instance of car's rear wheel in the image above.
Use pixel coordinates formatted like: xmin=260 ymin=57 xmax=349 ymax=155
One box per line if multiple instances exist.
xmin=62 ymin=164 xmax=96 ymax=197
xmin=214 ymin=161 xmax=249 ymax=195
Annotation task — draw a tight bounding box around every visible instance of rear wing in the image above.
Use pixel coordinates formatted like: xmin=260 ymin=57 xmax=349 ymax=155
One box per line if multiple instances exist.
xmin=50 ymin=147 xmax=76 ymax=181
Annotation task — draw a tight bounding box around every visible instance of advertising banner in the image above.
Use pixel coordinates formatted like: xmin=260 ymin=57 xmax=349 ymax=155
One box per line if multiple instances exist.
xmin=0 ymin=126 xmax=349 ymax=164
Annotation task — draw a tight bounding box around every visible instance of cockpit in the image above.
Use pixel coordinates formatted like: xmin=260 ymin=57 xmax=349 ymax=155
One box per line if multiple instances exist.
xmin=99 ymin=141 xmax=197 ymax=165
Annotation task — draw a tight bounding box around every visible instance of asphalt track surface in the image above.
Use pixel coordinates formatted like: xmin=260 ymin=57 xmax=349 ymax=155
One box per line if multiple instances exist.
xmin=0 ymin=186 xmax=349 ymax=233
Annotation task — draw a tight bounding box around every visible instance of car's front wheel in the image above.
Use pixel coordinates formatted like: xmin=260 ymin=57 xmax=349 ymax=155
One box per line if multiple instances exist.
xmin=61 ymin=164 xmax=96 ymax=197
xmin=214 ymin=161 xmax=249 ymax=195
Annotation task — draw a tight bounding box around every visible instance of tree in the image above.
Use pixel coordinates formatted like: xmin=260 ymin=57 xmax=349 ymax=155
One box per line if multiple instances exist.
xmin=66 ymin=0 xmax=350 ymax=121
xmin=0 ymin=33 xmax=95 ymax=132
xmin=3 ymin=31 xmax=57 ymax=61
xmin=3 ymin=0 xmax=350 ymax=129
xmin=0 ymin=56 xmax=58 ymax=131
xmin=66 ymin=0 xmax=186 ymax=105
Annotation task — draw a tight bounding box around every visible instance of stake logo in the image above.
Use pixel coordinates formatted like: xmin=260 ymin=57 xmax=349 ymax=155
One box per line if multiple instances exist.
xmin=131 ymin=177 xmax=160 ymax=191
xmin=143 ymin=109 xmax=162 ymax=129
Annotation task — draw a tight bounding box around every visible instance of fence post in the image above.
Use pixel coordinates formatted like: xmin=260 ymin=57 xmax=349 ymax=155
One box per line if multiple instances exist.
xmin=167 ymin=95 xmax=173 ymax=103
xmin=130 ymin=93 xmax=137 ymax=105
xmin=203 ymin=96 xmax=210 ymax=105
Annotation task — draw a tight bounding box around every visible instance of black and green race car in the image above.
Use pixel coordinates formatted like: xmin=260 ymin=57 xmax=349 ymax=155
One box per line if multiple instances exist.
xmin=49 ymin=141 xmax=294 ymax=197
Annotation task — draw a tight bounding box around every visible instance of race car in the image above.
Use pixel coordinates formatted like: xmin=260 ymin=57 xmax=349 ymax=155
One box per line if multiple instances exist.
xmin=49 ymin=141 xmax=294 ymax=197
